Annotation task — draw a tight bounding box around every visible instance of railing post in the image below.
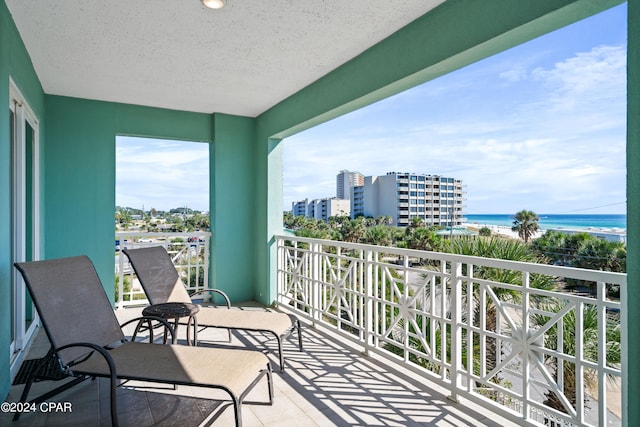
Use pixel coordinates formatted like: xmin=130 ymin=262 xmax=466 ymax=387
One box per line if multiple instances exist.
xmin=364 ymin=249 xmax=374 ymax=355
xmin=449 ymin=260 xmax=463 ymax=402
xmin=275 ymin=237 xmax=282 ymax=305
xmin=522 ymin=271 xmax=531 ymax=421
xmin=117 ymin=246 xmax=125 ymax=309
xmin=311 ymin=242 xmax=320 ymax=325
xmin=597 ymin=280 xmax=607 ymax=427
xmin=203 ymin=235 xmax=210 ymax=298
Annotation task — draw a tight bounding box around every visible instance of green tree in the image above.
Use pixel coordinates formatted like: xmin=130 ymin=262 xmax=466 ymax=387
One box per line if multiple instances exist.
xmin=116 ymin=207 xmax=132 ymax=230
xmin=376 ymin=216 xmax=392 ymax=226
xmin=532 ymin=230 xmax=571 ymax=265
xmin=283 ymin=211 xmax=295 ymax=229
xmin=341 ymin=218 xmax=366 ymax=243
xmin=406 ymin=227 xmax=441 ymax=251
xmin=362 ymin=225 xmax=393 ymax=247
xmin=185 ymin=212 xmax=210 ymax=231
xmin=479 ymin=226 xmax=491 ymax=237
xmin=511 ymin=209 xmax=540 ymax=242
xmin=409 ymin=216 xmax=424 ymax=229
xmin=436 ymin=237 xmax=556 ymax=385
xmin=572 ymin=238 xmax=626 ymax=273
xmin=533 ymin=300 xmax=621 ymax=414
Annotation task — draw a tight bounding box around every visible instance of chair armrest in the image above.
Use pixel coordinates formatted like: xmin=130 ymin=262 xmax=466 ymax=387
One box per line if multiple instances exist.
xmin=60 ymin=342 xmax=117 ymax=373
xmin=120 ymin=315 xmax=177 ymax=344
xmin=190 ymin=289 xmax=231 ymax=308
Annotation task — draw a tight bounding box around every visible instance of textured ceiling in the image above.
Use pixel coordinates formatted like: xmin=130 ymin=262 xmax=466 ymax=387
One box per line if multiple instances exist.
xmin=6 ymin=0 xmax=444 ymax=116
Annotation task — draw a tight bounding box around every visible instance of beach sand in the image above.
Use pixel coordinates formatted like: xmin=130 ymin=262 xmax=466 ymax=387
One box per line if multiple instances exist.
xmin=464 ymin=223 xmax=545 ymax=240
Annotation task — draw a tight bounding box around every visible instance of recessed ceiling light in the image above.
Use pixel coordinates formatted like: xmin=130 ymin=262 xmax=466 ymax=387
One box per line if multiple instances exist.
xmin=202 ymin=0 xmax=225 ymax=9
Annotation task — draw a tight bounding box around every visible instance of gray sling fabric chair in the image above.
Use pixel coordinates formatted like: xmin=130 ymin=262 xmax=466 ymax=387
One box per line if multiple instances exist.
xmin=123 ymin=246 xmax=302 ymax=372
xmin=14 ymin=256 xmax=273 ymax=427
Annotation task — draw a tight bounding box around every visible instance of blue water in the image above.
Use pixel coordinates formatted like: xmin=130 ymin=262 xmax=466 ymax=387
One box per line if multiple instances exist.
xmin=465 ymin=214 xmax=626 ymax=231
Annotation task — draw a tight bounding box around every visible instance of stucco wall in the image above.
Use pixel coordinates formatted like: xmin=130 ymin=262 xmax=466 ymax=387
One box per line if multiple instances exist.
xmin=0 ymin=0 xmax=45 ymax=400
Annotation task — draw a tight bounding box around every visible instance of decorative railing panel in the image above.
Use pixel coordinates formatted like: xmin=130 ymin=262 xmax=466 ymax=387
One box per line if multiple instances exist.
xmin=276 ymin=235 xmax=625 ymax=427
xmin=115 ymin=232 xmax=211 ymax=308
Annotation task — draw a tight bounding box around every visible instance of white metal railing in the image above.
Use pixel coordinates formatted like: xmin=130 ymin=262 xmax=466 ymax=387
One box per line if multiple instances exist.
xmin=115 ymin=231 xmax=211 ymax=309
xmin=275 ymin=235 xmax=625 ymax=427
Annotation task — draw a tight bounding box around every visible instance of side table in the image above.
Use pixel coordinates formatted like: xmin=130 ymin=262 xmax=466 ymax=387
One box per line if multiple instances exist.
xmin=141 ymin=302 xmax=200 ymax=346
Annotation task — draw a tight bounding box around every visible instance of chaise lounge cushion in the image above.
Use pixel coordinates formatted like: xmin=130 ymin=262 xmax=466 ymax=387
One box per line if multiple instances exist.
xmin=73 ymin=342 xmax=269 ymax=398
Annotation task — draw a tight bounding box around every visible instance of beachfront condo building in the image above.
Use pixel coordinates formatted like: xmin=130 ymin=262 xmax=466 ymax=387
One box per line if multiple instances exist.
xmin=352 ymin=172 xmax=465 ymax=227
xmin=336 ymin=170 xmax=364 ymax=199
xmin=292 ymin=197 xmax=351 ymax=221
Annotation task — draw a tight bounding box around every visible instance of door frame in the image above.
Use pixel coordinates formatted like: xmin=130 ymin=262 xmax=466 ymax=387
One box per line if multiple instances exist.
xmin=9 ymin=78 xmax=41 ymax=376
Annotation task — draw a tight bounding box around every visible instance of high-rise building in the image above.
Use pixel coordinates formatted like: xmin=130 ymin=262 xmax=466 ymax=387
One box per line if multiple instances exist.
xmin=353 ymin=172 xmax=465 ymax=227
xmin=291 ymin=197 xmax=350 ymax=222
xmin=350 ymin=185 xmax=365 ymax=218
xmin=336 ymin=170 xmax=364 ymax=199
xmin=291 ymin=199 xmax=309 ymax=217
xmin=310 ymin=198 xmax=351 ymax=222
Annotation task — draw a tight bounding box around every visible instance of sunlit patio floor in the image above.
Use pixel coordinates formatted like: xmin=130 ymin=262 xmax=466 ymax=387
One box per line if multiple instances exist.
xmin=2 ymin=305 xmax=520 ymax=426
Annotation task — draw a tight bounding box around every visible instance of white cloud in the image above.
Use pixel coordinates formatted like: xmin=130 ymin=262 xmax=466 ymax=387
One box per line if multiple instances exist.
xmin=116 ymin=137 xmax=210 ymax=212
xmin=283 ymin=40 xmax=626 ymax=215
xmin=531 ymin=45 xmax=626 ymax=112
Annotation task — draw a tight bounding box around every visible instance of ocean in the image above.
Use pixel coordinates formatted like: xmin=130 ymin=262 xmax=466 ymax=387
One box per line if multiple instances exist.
xmin=465 ymin=214 xmax=626 ymax=231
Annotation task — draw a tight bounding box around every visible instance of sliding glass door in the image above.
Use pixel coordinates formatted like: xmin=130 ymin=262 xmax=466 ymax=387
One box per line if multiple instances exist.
xmin=9 ymin=80 xmax=40 ymax=373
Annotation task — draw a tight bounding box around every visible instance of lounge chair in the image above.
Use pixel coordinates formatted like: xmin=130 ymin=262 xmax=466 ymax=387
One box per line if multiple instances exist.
xmin=14 ymin=256 xmax=273 ymax=427
xmin=123 ymin=246 xmax=302 ymax=371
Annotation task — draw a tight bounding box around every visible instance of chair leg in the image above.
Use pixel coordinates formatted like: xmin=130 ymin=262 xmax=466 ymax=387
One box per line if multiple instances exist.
xmin=131 ymin=318 xmax=154 ymax=343
xmin=296 ymin=319 xmax=303 ymax=351
xmin=13 ymin=368 xmax=36 ymax=422
xmin=109 ymin=374 xmax=119 ymax=427
xmin=232 ymin=395 xmax=242 ymax=427
xmin=13 ymin=351 xmax=82 ymax=422
xmin=267 ymin=364 xmax=274 ymax=404
xmin=273 ymin=334 xmax=285 ymax=372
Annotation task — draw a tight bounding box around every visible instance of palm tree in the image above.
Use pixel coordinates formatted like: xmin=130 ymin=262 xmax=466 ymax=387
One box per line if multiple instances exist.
xmin=376 ymin=215 xmax=392 ymax=226
xmin=407 ymin=227 xmax=441 ymax=251
xmin=362 ymin=225 xmax=393 ymax=246
xmin=447 ymin=237 xmax=557 ymax=371
xmin=512 ymin=209 xmax=540 ymax=242
xmin=532 ymin=300 xmax=621 ymax=414
xmin=341 ymin=218 xmax=367 ymax=243
xmin=409 ymin=216 xmax=424 ymax=229
xmin=283 ymin=211 xmax=295 ymax=229
xmin=406 ymin=237 xmax=556 ymax=389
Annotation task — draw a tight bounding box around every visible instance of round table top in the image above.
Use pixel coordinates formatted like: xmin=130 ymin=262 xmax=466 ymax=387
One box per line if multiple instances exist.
xmin=142 ymin=302 xmax=200 ymax=319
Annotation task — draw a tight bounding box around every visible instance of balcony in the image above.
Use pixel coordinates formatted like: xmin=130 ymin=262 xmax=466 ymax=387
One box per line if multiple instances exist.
xmin=2 ymin=235 xmax=625 ymax=426
xmin=3 ymin=304 xmax=518 ymax=426
xmin=2 ymin=1 xmax=637 ymax=424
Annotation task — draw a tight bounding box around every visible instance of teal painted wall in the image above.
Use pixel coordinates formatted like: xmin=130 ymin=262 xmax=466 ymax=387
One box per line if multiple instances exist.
xmin=0 ymin=0 xmax=45 ymax=402
xmin=211 ymin=113 xmax=258 ymax=302
xmin=43 ymin=96 xmax=214 ymax=301
xmin=43 ymin=96 xmax=117 ymax=293
xmin=626 ymin=1 xmax=638 ymax=424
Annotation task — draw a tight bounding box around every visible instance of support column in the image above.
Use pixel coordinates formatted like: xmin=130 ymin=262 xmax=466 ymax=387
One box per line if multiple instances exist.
xmin=625 ymin=1 xmax=639 ymax=426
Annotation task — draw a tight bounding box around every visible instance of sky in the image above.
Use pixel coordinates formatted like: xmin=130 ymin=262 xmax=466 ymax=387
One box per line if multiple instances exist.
xmin=116 ymin=136 xmax=209 ymax=212
xmin=283 ymin=4 xmax=627 ymax=215
xmin=116 ymin=4 xmax=627 ymax=216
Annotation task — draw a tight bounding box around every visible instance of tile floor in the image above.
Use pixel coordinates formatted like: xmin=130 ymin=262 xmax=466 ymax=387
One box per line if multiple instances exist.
xmin=2 ymin=306 xmax=519 ymax=427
